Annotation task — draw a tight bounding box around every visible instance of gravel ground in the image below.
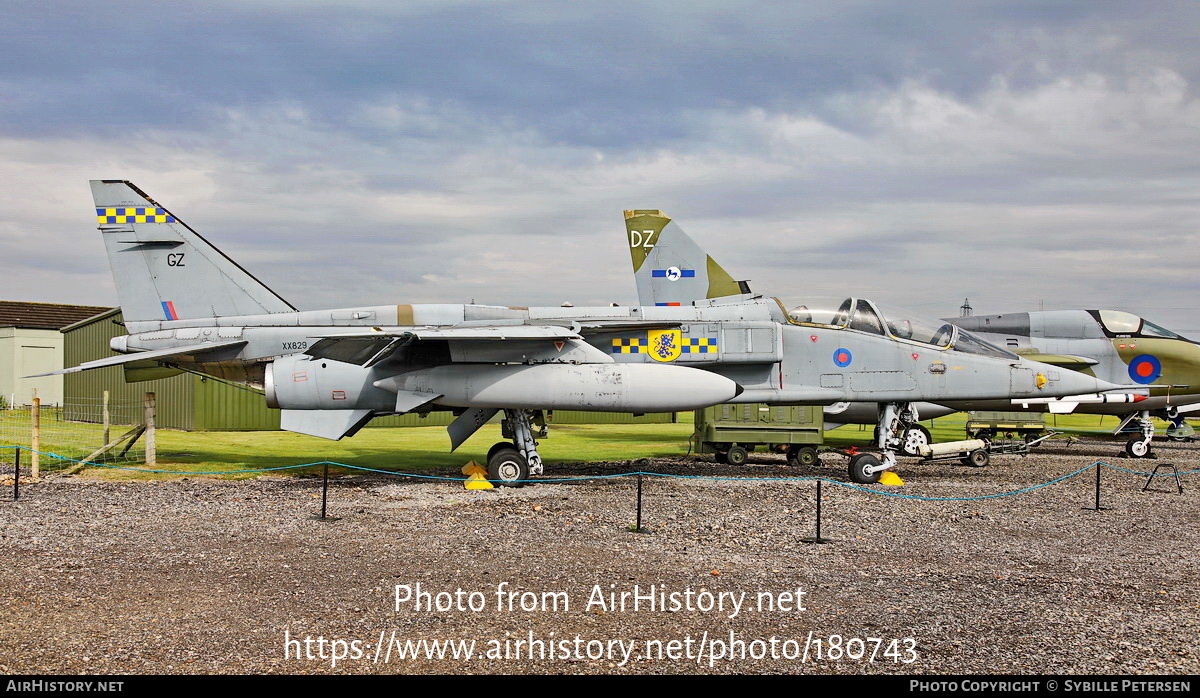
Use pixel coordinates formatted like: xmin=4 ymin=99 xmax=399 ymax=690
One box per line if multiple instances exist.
xmin=0 ymin=440 xmax=1197 ymax=675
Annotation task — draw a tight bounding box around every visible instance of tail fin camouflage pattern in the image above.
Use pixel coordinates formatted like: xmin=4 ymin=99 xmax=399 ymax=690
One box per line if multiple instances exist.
xmin=92 ymin=180 xmax=294 ymax=328
xmin=623 ymin=210 xmax=750 ymax=307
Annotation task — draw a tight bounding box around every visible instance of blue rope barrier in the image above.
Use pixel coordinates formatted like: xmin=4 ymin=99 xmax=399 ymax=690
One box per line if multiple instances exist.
xmin=3 ymin=444 xmax=1195 ymax=498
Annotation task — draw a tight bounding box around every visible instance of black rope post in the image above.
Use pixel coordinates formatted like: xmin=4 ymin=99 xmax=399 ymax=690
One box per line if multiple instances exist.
xmin=1142 ymin=464 xmax=1184 ymax=494
xmin=321 ymin=462 xmax=329 ymax=519
xmin=13 ymin=446 xmax=19 ymax=502
xmin=311 ymin=462 xmax=339 ymax=521
xmin=1083 ymin=463 xmax=1109 ymax=511
xmin=801 ymin=479 xmax=833 ymax=544
xmin=631 ymin=473 xmax=645 ymax=533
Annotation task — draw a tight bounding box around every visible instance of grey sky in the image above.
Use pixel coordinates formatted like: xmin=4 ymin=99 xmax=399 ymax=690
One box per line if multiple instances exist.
xmin=2 ymin=1 xmax=1198 ymax=333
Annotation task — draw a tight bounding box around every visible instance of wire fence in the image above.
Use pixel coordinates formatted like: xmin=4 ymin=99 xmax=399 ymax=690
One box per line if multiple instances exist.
xmin=0 ymin=397 xmax=147 ymax=465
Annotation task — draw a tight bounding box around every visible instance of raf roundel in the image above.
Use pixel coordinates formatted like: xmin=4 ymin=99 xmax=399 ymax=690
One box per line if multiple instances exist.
xmin=1127 ymin=354 xmax=1162 ymax=384
xmin=833 ymin=348 xmax=853 ymax=368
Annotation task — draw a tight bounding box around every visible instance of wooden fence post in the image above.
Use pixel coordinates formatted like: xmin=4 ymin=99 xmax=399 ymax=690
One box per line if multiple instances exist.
xmin=30 ymin=388 xmax=39 ymax=480
xmin=102 ymin=390 xmax=111 ymax=449
xmin=144 ymin=392 xmax=156 ymax=468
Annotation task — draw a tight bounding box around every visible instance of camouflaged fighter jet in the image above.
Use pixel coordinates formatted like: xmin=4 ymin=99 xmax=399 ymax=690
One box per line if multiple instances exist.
xmin=947 ymin=310 xmax=1200 ymax=458
xmin=39 ymin=183 xmax=1125 ymax=486
xmin=621 ymin=209 xmax=1155 ymax=474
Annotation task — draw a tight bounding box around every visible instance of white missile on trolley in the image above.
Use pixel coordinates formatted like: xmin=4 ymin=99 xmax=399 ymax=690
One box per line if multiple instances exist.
xmin=1013 ymin=392 xmax=1148 ymax=414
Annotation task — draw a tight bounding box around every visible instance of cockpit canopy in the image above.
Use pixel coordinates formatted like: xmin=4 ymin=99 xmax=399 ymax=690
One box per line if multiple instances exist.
xmin=786 ymin=296 xmax=1018 ymax=359
xmin=1091 ymin=309 xmax=1189 ymax=341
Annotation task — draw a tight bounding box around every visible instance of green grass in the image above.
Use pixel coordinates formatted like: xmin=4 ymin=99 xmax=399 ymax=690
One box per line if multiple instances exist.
xmin=0 ymin=410 xmax=1174 ymax=481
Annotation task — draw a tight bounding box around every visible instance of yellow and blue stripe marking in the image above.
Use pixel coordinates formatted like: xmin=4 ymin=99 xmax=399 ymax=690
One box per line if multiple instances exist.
xmin=96 ymin=207 xmax=176 ymax=224
xmin=682 ymin=337 xmax=717 ymax=354
xmin=611 ymin=338 xmax=648 ymax=354
xmin=613 ymin=337 xmax=717 ymax=354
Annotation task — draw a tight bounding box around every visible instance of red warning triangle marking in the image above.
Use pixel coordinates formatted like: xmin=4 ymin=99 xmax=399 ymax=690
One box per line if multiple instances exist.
xmin=554 ymin=341 xmax=565 ymax=351
xmin=911 ymin=353 xmax=919 ymax=360
xmin=809 ymin=335 xmax=818 ymax=343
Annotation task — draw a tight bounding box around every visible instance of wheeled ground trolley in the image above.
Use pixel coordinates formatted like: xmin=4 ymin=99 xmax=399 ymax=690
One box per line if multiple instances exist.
xmin=692 ymin=403 xmax=824 ymax=466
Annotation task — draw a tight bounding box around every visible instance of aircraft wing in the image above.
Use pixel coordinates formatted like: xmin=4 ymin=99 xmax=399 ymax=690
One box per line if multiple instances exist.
xmin=1013 ymin=350 xmax=1099 ymax=368
xmin=26 ymin=340 xmax=248 ymax=377
xmin=305 ymin=326 xmax=614 ymax=365
xmin=576 ymin=321 xmax=682 ymax=333
xmin=311 ymin=326 xmax=582 ymax=340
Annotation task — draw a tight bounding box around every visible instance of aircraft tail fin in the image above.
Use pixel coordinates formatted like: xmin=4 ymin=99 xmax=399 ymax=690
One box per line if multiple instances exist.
xmin=623 ymin=210 xmax=750 ymax=307
xmin=91 ymin=180 xmax=295 ymax=327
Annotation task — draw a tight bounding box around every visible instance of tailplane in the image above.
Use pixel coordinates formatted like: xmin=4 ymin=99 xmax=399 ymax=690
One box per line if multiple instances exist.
xmin=623 ymin=210 xmax=750 ymax=306
xmin=92 ymin=180 xmax=295 ymax=326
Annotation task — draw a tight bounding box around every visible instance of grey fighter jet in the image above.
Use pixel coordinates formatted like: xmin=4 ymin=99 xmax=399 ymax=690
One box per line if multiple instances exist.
xmin=42 ymin=183 xmax=1124 ymax=485
xmin=621 ymin=210 xmax=1172 ymax=463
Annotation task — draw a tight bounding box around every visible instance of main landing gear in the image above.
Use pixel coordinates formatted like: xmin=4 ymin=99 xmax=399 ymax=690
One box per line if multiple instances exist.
xmin=1116 ymin=409 xmax=1156 ymax=459
xmin=848 ymin=402 xmax=914 ymax=484
xmin=486 ymin=409 xmax=546 ymax=486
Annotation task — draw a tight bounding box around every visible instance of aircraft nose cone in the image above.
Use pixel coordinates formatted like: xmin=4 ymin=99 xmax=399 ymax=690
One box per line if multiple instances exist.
xmin=1032 ymin=361 xmax=1126 ymax=397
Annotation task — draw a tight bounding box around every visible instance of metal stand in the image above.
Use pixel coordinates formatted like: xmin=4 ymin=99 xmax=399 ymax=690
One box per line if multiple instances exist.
xmin=1142 ymin=464 xmax=1184 ymax=494
xmin=630 ymin=474 xmax=647 ymax=533
xmin=801 ymin=479 xmax=834 ymax=544
xmin=312 ymin=462 xmax=339 ymax=521
xmin=1083 ymin=464 xmax=1109 ymax=511
xmin=12 ymin=447 xmax=19 ymax=502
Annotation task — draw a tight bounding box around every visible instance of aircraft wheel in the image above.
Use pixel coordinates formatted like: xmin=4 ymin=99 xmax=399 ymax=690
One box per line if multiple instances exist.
xmin=848 ymin=453 xmax=882 ymax=484
xmin=487 ymin=441 xmax=518 ymax=464
xmin=487 ymin=448 xmax=529 ymax=487
xmin=1125 ymin=438 xmax=1151 ymax=458
xmin=787 ymin=446 xmax=819 ymax=467
xmin=900 ymin=425 xmax=932 ymax=457
xmin=960 ymin=449 xmax=989 ymax=467
xmin=726 ymin=446 xmax=749 ymax=466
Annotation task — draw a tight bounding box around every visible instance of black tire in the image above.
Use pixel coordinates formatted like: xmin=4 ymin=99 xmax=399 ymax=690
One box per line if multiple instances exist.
xmin=713 ymin=449 xmax=729 ymax=464
xmin=787 ymin=446 xmax=819 ymax=467
xmin=848 ymin=453 xmax=882 ymax=484
xmin=726 ymin=446 xmax=749 ymax=466
xmin=487 ymin=441 xmax=518 ymax=464
xmin=1125 ymin=438 xmax=1151 ymax=458
xmin=960 ymin=449 xmax=989 ymax=467
xmin=900 ymin=425 xmax=932 ymax=457
xmin=487 ymin=448 xmax=529 ymax=487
